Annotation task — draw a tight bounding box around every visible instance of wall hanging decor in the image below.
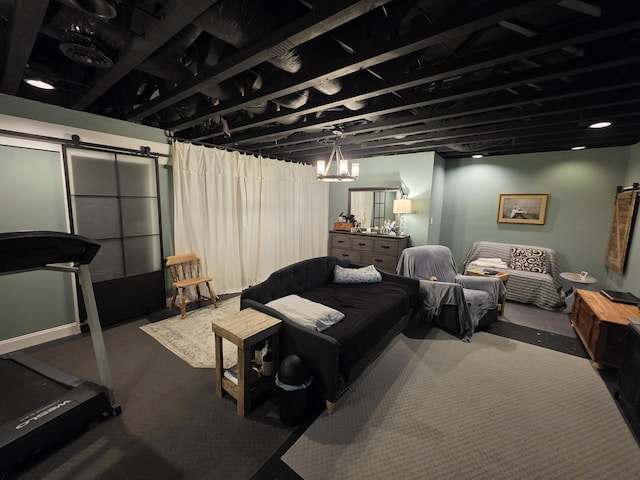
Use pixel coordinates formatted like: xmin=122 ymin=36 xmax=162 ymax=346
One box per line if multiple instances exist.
xmin=605 ymin=183 xmax=639 ymax=275
xmin=497 ymin=194 xmax=549 ymax=225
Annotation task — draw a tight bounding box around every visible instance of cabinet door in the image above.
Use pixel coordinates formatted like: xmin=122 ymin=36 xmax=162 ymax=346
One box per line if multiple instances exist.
xmin=589 ymin=319 xmax=602 ymax=359
xmin=573 ymin=294 xmax=594 ymax=344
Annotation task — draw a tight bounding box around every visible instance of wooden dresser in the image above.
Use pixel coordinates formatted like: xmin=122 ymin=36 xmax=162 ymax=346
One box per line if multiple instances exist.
xmin=571 ymin=289 xmax=640 ymax=368
xmin=328 ymin=231 xmax=409 ymax=273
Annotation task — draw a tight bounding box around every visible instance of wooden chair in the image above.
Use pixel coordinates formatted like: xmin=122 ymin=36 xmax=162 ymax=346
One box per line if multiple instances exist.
xmin=166 ymin=253 xmax=217 ymax=318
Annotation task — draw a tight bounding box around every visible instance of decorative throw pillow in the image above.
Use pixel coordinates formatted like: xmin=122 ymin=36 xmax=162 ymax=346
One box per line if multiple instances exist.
xmin=266 ymin=295 xmax=345 ymax=332
xmin=509 ymin=247 xmax=547 ymax=273
xmin=333 ymin=264 xmax=382 ymax=284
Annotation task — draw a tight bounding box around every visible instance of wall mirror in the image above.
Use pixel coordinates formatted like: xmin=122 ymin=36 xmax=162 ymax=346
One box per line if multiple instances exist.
xmin=348 ymin=187 xmax=402 ymax=229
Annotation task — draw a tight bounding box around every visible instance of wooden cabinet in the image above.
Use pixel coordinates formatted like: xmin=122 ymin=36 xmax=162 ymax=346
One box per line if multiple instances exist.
xmin=571 ymin=290 xmax=638 ymax=368
xmin=615 ymin=323 xmax=640 ymax=439
xmin=329 ymin=231 xmax=409 ymax=273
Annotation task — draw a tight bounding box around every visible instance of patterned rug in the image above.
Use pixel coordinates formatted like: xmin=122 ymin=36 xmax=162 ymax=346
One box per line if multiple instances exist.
xmin=282 ymin=328 xmax=640 ymax=479
xmin=140 ymin=296 xmax=240 ymax=368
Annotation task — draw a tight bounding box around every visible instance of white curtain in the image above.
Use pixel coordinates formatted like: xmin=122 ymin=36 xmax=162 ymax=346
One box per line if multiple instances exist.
xmin=172 ymin=141 xmax=329 ymax=294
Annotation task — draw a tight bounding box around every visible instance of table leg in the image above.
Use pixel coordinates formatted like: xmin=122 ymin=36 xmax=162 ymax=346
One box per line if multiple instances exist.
xmin=564 ymin=289 xmax=575 ymax=314
xmin=237 ymin=346 xmax=253 ymax=416
xmin=214 ymin=334 xmax=223 ymax=398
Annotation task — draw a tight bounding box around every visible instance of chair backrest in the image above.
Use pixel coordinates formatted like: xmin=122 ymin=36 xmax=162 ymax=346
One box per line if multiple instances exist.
xmin=396 ymin=245 xmax=457 ymax=282
xmin=166 ymin=253 xmax=203 ymax=283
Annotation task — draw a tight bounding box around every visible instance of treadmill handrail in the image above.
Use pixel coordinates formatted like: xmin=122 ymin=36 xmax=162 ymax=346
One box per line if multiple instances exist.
xmin=0 ymin=231 xmax=119 ymax=412
xmin=0 ymin=231 xmax=100 ymax=274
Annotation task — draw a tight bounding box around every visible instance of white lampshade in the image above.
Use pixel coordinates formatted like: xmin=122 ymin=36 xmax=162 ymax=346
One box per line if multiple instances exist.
xmin=393 ymin=199 xmax=412 ymax=214
xmin=316 ymin=160 xmax=325 ymax=176
xmin=339 ymin=159 xmax=349 ymax=175
xmin=351 ymin=162 xmax=360 ymax=177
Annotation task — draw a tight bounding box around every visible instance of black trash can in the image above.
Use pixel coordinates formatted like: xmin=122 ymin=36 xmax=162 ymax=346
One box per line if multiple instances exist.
xmin=275 ymin=355 xmax=313 ymax=426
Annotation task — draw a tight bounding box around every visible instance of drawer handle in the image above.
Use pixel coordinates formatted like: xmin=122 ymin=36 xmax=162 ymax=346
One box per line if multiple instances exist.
xmin=337 ymin=240 xmax=346 ymax=244
xmin=357 ymin=242 xmax=367 ymax=246
xmin=380 ymin=245 xmax=390 ymax=249
xmin=374 ymin=258 xmax=383 ymax=262
xmin=341 ymin=253 xmax=350 ymax=257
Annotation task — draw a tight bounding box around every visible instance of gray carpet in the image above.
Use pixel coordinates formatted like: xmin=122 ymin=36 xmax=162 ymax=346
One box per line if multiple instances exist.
xmin=282 ymin=329 xmax=640 ymax=480
xmin=7 ymin=317 xmax=295 ymax=480
xmin=500 ymin=301 xmax=575 ymax=337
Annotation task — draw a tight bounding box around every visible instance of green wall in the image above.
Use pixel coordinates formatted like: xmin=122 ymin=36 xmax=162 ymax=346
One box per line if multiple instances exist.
xmin=441 ymin=146 xmax=634 ymax=293
xmin=0 ymin=145 xmax=75 ymax=340
xmin=328 ymin=152 xmax=436 ymax=247
xmin=427 ymin=154 xmax=445 ymax=245
xmin=1 ymin=94 xmax=168 ymax=144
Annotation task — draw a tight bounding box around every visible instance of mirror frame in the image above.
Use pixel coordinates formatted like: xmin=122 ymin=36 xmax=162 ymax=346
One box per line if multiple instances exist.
xmin=348 ymin=187 xmax=402 ymax=229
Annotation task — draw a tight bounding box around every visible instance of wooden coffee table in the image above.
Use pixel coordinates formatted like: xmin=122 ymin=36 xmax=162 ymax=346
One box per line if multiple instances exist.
xmin=464 ymin=268 xmax=510 ymax=315
xmin=211 ymin=308 xmax=281 ymax=416
xmin=571 ymin=290 xmax=638 ymax=368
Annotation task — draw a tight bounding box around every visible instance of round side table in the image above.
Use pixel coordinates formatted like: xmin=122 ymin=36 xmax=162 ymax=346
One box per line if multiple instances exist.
xmin=560 ymin=271 xmax=597 ymax=313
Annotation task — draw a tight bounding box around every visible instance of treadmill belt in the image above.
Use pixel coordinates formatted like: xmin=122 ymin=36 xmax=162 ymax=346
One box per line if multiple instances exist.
xmin=0 ymin=359 xmax=70 ymax=425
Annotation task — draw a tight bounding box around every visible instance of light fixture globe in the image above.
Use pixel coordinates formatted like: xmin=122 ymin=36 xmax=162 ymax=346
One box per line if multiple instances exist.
xmin=316 ymin=141 xmax=360 ymax=182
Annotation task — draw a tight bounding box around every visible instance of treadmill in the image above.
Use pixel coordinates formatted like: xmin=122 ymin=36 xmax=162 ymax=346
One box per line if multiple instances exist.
xmin=0 ymin=231 xmax=121 ymax=472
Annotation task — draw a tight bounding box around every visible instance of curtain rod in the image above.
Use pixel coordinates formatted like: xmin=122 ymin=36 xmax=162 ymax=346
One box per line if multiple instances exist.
xmin=171 ymin=135 xmax=306 ymax=164
xmin=0 ymin=128 xmax=169 ymax=158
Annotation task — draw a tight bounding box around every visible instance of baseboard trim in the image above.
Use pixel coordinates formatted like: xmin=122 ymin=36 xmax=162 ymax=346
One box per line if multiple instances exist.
xmin=0 ymin=323 xmax=79 ymax=355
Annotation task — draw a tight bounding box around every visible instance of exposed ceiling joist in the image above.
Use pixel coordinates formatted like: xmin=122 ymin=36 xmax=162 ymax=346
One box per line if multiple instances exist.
xmin=126 ymin=0 xmax=394 ymax=121
xmin=2 ymin=0 xmax=639 ymax=160
xmin=0 ymin=0 xmax=49 ymax=94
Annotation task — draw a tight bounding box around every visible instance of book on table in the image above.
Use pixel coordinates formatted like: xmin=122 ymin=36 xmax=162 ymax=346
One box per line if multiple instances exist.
xmin=600 ymin=289 xmax=640 ymax=305
xmin=224 ymin=364 xmax=260 ymax=385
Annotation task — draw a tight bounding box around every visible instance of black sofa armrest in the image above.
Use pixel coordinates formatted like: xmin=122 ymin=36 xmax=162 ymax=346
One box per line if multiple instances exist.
xmin=241 ymin=298 xmax=341 ymax=400
xmin=380 ymin=269 xmax=420 ymax=296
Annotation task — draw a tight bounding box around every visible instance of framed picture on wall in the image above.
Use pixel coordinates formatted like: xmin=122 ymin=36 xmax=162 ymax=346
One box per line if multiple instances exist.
xmin=497 ymin=194 xmax=549 ymax=225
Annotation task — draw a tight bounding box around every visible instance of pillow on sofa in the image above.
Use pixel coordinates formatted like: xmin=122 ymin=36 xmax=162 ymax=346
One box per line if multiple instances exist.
xmin=334 ymin=264 xmax=382 ymax=284
xmin=266 ymin=294 xmax=344 ymax=332
xmin=509 ymin=247 xmax=547 ymax=273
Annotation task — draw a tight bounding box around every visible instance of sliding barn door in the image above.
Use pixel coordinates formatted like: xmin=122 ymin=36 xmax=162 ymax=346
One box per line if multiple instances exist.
xmin=605 ymin=186 xmax=640 ymax=275
xmin=65 ymin=147 xmax=165 ymax=326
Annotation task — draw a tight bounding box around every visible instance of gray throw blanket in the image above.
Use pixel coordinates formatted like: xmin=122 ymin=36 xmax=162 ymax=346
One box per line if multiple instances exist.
xmin=397 ymin=246 xmax=505 ymax=340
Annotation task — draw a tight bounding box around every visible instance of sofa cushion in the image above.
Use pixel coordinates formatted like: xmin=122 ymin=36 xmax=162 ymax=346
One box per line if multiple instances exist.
xmin=509 ymin=247 xmax=547 ymax=273
xmin=266 ymin=294 xmax=345 ymax=332
xmin=334 ymin=264 xmax=382 ymax=284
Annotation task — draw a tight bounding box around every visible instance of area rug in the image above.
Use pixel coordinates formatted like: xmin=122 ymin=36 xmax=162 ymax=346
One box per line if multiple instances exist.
xmin=282 ymin=329 xmax=640 ymax=479
xmin=140 ymin=296 xmax=240 ymax=368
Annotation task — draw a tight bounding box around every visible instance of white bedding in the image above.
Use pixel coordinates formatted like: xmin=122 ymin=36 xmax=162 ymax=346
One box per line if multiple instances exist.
xmin=266 ymin=294 xmax=344 ymax=332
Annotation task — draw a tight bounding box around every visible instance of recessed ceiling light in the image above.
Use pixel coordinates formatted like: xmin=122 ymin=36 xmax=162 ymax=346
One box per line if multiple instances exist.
xmin=571 ymin=146 xmax=586 ymax=150
xmin=589 ymin=121 xmax=611 ymax=129
xmin=24 ymin=78 xmax=55 ymax=90
xmin=472 ymin=154 xmax=483 ymax=158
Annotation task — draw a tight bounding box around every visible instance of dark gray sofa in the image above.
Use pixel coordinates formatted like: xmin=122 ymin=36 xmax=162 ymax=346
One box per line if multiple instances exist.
xmin=240 ymin=256 xmax=419 ymax=412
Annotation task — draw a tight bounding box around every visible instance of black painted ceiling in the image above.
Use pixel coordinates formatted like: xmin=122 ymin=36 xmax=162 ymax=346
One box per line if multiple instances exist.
xmin=1 ymin=0 xmax=639 ymax=161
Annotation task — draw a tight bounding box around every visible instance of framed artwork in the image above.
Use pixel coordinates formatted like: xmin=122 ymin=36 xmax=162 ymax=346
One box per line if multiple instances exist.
xmin=497 ymin=194 xmax=549 ymax=225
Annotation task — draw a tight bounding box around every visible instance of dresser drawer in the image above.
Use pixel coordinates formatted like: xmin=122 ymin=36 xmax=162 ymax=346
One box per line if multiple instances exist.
xmin=351 ymin=237 xmax=374 ymax=251
xmin=361 ymin=252 xmax=398 ymax=273
xmin=332 ymin=248 xmax=362 ymax=263
xmin=373 ymin=238 xmax=400 ymax=256
xmin=331 ymin=234 xmax=353 ymax=250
